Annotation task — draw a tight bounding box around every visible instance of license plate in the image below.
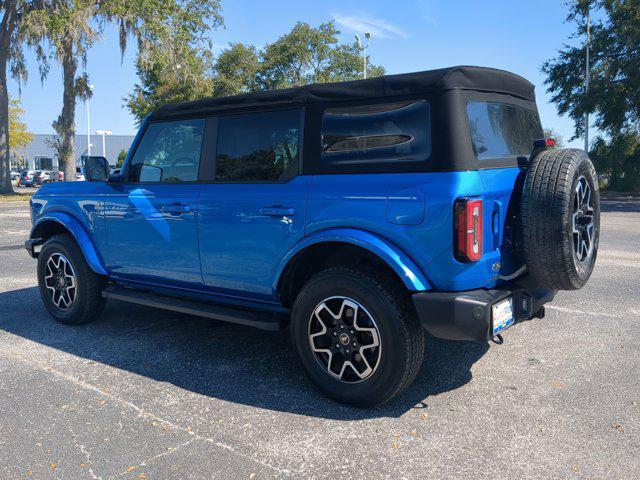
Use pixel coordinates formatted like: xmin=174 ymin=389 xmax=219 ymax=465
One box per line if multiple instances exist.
xmin=492 ymin=297 xmax=514 ymax=335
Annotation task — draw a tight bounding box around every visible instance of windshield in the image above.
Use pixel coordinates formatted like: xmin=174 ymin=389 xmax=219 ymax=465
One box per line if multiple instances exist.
xmin=467 ymin=102 xmax=543 ymax=160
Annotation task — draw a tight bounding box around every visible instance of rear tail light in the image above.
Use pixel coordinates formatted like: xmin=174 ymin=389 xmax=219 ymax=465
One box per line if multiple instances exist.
xmin=454 ymin=198 xmax=483 ymax=262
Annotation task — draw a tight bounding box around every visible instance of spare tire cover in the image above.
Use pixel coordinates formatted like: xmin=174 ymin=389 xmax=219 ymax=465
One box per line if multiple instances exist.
xmin=521 ymin=148 xmax=600 ymax=290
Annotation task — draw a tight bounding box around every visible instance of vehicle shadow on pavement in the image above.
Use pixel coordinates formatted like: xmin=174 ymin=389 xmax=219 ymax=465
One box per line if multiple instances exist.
xmin=0 ymin=286 xmax=488 ymax=420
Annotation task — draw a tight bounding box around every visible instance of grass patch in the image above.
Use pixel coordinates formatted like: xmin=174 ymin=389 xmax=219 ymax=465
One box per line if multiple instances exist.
xmin=0 ymin=192 xmax=33 ymax=202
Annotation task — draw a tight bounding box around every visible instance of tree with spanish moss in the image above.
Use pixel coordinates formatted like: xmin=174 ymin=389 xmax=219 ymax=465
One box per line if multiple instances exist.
xmin=24 ymin=0 xmax=222 ymax=181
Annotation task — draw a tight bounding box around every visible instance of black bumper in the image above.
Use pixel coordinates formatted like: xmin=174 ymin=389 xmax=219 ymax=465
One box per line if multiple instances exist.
xmin=413 ymin=275 xmax=555 ymax=343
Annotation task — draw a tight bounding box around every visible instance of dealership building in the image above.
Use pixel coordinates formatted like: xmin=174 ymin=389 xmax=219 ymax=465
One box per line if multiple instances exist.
xmin=15 ymin=133 xmax=135 ymax=171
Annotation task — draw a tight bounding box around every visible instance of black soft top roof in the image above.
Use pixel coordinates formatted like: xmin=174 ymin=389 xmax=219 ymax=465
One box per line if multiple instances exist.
xmin=149 ymin=65 xmax=535 ymax=121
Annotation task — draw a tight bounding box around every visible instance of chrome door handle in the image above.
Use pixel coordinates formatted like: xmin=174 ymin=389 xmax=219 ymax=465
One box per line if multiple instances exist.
xmin=259 ymin=206 xmax=295 ymax=216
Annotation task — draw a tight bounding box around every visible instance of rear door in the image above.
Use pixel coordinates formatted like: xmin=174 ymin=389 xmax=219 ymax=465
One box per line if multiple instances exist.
xmin=103 ymin=118 xmax=205 ymax=286
xmin=198 ymin=109 xmax=310 ymax=301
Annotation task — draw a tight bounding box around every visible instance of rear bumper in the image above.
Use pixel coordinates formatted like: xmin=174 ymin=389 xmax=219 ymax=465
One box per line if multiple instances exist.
xmin=412 ymin=275 xmax=555 ymax=343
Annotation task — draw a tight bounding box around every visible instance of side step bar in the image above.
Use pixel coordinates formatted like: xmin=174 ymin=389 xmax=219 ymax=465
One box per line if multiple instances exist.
xmin=102 ymin=286 xmax=285 ymax=331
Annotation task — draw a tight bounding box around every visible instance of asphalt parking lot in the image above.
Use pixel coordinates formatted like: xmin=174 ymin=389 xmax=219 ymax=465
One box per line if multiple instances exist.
xmin=0 ymin=199 xmax=638 ymax=479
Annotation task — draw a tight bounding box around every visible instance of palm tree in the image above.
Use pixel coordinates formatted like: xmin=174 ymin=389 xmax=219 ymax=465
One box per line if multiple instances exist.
xmin=24 ymin=0 xmax=222 ymax=181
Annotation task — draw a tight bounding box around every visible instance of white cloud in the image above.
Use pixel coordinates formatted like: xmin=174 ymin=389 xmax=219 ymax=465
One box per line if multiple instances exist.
xmin=334 ymin=14 xmax=409 ymax=40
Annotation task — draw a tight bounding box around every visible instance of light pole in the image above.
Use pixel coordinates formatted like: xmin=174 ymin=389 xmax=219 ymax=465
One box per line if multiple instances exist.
xmin=584 ymin=8 xmax=590 ymax=152
xmin=95 ymin=130 xmax=112 ymax=158
xmin=86 ymin=83 xmax=94 ymax=156
xmin=355 ymin=32 xmax=371 ymax=79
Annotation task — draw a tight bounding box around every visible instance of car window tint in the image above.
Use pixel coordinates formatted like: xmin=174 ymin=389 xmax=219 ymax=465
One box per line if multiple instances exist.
xmin=321 ymin=100 xmax=431 ymax=166
xmin=129 ymin=119 xmax=204 ymax=183
xmin=215 ymin=110 xmax=301 ymax=181
xmin=467 ymin=102 xmax=543 ymax=160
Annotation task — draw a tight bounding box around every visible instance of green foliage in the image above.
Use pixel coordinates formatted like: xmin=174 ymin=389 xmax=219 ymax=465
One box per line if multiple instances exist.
xmin=590 ymin=132 xmax=640 ymax=191
xmin=211 ymin=43 xmax=260 ymax=97
xmin=543 ymin=1 xmax=640 ymax=191
xmin=116 ymin=148 xmax=127 ymax=168
xmin=543 ymin=128 xmax=565 ymax=148
xmin=128 ymin=20 xmax=385 ymax=122
xmin=542 ymin=0 xmax=640 ymax=139
xmin=8 ymin=97 xmax=33 ymax=150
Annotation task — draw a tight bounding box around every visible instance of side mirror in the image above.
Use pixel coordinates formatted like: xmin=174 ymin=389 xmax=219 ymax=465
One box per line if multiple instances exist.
xmin=84 ymin=156 xmax=109 ymax=182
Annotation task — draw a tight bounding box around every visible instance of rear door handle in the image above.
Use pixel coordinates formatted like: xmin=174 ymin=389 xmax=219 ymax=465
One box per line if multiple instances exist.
xmin=162 ymin=203 xmax=191 ymax=214
xmin=259 ymin=206 xmax=295 ymax=217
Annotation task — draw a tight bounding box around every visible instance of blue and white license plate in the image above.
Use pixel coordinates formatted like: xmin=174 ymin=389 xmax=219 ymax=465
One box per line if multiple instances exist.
xmin=492 ymin=297 xmax=514 ymax=335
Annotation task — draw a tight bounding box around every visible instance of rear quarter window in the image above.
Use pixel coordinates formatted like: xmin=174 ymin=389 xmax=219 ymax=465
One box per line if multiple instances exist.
xmin=467 ymin=102 xmax=543 ymax=160
xmin=320 ymin=100 xmax=431 ymax=171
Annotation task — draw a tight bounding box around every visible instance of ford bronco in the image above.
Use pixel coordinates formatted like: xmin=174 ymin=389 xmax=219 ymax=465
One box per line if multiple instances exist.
xmin=26 ymin=66 xmax=600 ymax=407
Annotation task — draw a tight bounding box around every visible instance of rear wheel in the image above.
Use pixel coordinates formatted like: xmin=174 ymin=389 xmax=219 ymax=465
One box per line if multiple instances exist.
xmin=37 ymin=234 xmax=106 ymax=325
xmin=291 ymin=268 xmax=424 ymax=407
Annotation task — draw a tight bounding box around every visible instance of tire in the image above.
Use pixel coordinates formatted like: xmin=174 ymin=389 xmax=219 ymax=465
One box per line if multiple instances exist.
xmin=521 ymin=148 xmax=600 ymax=290
xmin=290 ymin=267 xmax=424 ymax=407
xmin=37 ymin=234 xmax=107 ymax=325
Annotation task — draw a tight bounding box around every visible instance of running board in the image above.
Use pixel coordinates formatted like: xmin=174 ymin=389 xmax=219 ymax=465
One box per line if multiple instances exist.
xmin=102 ymin=286 xmax=284 ymax=331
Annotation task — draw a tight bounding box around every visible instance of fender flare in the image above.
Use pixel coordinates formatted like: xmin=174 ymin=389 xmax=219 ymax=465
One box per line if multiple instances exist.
xmin=274 ymin=228 xmax=432 ymax=293
xmin=30 ymin=212 xmax=107 ymax=276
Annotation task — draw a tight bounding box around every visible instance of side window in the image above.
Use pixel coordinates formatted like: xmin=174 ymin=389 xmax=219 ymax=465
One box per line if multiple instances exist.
xmin=466 ymin=102 xmax=543 ymax=159
xmin=321 ymin=100 xmax=431 ymax=168
xmin=216 ymin=109 xmax=301 ymax=181
xmin=128 ymin=119 xmax=204 ymax=183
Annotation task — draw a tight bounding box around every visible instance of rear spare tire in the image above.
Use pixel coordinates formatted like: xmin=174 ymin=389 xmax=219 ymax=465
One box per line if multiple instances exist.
xmin=521 ymin=148 xmax=600 ymax=290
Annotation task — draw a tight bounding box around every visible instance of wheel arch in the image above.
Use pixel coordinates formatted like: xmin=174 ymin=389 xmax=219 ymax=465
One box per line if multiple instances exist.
xmin=275 ymin=228 xmax=431 ymax=307
xmin=30 ymin=213 xmax=107 ymax=276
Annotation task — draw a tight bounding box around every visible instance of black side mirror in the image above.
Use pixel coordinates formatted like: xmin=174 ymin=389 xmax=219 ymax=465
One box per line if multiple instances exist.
xmin=84 ymin=156 xmax=109 ymax=182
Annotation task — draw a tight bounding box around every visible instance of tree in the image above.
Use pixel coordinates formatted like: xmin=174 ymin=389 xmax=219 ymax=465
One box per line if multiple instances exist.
xmin=543 ymin=1 xmax=640 ymax=190
xmin=116 ymin=147 xmax=126 ymax=167
xmin=127 ymin=43 xmax=214 ymax=123
xmin=257 ymin=21 xmax=383 ymax=89
xmin=210 ymin=43 xmax=259 ymax=97
xmin=26 ymin=0 xmax=222 ymax=180
xmin=0 ymin=0 xmax=47 ymax=193
xmin=542 ymin=0 xmax=640 ymax=139
xmin=128 ymin=20 xmax=385 ymax=122
xmin=590 ymin=132 xmax=640 ymax=191
xmin=8 ymin=96 xmax=32 ymax=150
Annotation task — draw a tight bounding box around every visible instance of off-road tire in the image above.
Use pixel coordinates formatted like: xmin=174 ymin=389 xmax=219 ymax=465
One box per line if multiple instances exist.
xmin=521 ymin=148 xmax=600 ymax=290
xmin=290 ymin=267 xmax=424 ymax=407
xmin=37 ymin=234 xmax=107 ymax=325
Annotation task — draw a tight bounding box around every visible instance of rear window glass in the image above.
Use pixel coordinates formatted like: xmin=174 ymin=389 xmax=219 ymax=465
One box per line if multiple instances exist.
xmin=467 ymin=102 xmax=543 ymax=160
xmin=321 ymin=100 xmax=431 ymax=167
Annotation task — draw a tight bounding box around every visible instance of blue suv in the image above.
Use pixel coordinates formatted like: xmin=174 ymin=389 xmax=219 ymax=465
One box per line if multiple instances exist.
xmin=27 ymin=66 xmax=600 ymax=406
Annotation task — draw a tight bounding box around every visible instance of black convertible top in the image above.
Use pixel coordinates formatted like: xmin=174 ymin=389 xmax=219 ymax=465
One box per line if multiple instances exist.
xmin=149 ymin=66 xmax=535 ymax=121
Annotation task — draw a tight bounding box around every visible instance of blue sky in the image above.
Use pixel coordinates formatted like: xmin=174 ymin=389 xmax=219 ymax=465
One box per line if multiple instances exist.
xmin=9 ymin=0 xmax=591 ymax=147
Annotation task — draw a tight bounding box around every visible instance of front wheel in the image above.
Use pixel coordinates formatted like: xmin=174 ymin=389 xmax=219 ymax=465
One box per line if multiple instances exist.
xmin=37 ymin=234 xmax=106 ymax=325
xmin=291 ymin=268 xmax=424 ymax=407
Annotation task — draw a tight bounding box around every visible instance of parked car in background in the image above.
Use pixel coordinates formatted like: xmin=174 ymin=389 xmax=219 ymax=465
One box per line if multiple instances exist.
xmin=76 ymin=167 xmax=85 ymax=181
xmin=19 ymin=169 xmax=36 ymax=187
xmin=26 ymin=66 xmax=601 ymax=407
xmin=10 ymin=171 xmax=20 ymax=181
xmin=34 ymin=170 xmax=53 ymax=186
